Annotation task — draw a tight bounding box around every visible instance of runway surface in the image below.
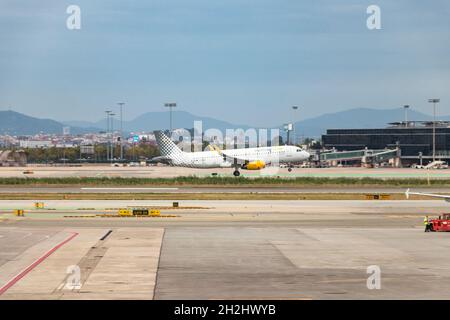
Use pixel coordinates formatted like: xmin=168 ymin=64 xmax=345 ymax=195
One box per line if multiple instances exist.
xmin=2 ymin=165 xmax=450 ymax=178
xmin=1 ymin=199 xmax=450 ymax=299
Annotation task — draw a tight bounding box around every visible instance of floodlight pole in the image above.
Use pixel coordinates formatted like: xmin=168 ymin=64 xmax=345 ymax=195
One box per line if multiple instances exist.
xmin=105 ymin=110 xmax=112 ymax=161
xmin=117 ymin=102 xmax=125 ymax=161
xmin=428 ymin=99 xmax=440 ymax=162
xmin=110 ymin=112 xmax=115 ymax=163
xmin=164 ymin=102 xmax=177 ymax=131
xmin=403 ymin=105 xmax=409 ymax=127
xmin=291 ymin=106 xmax=299 ymax=145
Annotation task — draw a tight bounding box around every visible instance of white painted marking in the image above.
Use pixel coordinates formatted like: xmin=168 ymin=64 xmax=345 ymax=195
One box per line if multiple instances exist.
xmin=0 ymin=232 xmax=79 ymax=295
xmin=81 ymin=187 xmax=179 ymax=191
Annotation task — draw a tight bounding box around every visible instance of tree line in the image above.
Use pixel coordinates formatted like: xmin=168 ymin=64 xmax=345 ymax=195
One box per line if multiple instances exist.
xmin=1 ymin=143 xmax=160 ymax=163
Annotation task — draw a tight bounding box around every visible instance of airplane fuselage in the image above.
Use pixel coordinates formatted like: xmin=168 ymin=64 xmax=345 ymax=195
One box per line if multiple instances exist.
xmin=170 ymin=145 xmax=310 ymax=168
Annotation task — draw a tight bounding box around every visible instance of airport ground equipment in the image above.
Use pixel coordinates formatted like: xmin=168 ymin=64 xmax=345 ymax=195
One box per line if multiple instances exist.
xmin=119 ymin=209 xmax=133 ymax=217
xmin=424 ymin=161 xmax=448 ymax=169
xmin=34 ymin=202 xmax=45 ymax=209
xmin=14 ymin=209 xmax=25 ymax=216
xmin=150 ymin=209 xmax=161 ymax=217
xmin=133 ymin=208 xmax=149 ymax=216
xmin=365 ymin=194 xmax=391 ymax=200
xmin=427 ymin=214 xmax=450 ymax=232
xmin=118 ymin=208 xmax=161 ymax=217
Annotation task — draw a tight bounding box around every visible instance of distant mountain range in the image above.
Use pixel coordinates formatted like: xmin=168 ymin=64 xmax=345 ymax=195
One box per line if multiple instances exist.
xmin=293 ymin=107 xmax=438 ymax=138
xmin=62 ymin=110 xmax=251 ymax=133
xmin=0 ymin=108 xmax=445 ymax=137
xmin=0 ymin=110 xmax=99 ymax=135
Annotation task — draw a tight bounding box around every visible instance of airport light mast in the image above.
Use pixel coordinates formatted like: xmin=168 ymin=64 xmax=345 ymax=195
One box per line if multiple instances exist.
xmin=105 ymin=110 xmax=112 ymax=161
xmin=109 ymin=112 xmax=116 ymax=163
xmin=403 ymin=105 xmax=409 ymax=127
xmin=292 ymin=105 xmax=299 ymax=145
xmin=428 ymin=98 xmax=440 ymax=162
xmin=117 ymin=102 xmax=125 ymax=161
xmin=164 ymin=102 xmax=177 ymax=131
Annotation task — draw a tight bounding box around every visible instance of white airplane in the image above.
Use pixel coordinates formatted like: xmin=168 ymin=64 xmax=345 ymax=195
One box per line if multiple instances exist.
xmin=405 ymin=188 xmax=450 ymax=202
xmin=152 ymin=131 xmax=311 ymax=176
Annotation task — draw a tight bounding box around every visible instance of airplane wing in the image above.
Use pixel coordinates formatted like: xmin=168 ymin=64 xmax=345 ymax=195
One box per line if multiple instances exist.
xmin=209 ymin=144 xmax=258 ymax=165
xmin=405 ymin=188 xmax=450 ymax=202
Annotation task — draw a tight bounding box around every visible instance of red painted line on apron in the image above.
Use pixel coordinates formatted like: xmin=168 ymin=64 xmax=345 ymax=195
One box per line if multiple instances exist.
xmin=0 ymin=232 xmax=79 ymax=296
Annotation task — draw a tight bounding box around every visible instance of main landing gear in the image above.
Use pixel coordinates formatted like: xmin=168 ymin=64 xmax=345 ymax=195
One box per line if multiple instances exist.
xmin=233 ymin=170 xmax=241 ymax=177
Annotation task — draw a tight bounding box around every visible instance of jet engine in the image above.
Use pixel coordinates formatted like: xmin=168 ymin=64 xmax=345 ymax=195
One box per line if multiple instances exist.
xmin=242 ymin=160 xmax=266 ymax=170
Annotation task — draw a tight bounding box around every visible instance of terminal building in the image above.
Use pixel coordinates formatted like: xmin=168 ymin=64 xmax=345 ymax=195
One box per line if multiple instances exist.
xmin=321 ymin=121 xmax=450 ymax=165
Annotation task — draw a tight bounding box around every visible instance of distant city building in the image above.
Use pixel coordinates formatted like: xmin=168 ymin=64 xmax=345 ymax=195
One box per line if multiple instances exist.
xmin=19 ymin=140 xmax=53 ymax=148
xmin=63 ymin=126 xmax=71 ymax=135
xmin=0 ymin=135 xmax=18 ymax=147
xmin=80 ymin=145 xmax=95 ymax=154
xmin=128 ymin=133 xmax=156 ymax=143
xmin=55 ymin=143 xmax=75 ymax=148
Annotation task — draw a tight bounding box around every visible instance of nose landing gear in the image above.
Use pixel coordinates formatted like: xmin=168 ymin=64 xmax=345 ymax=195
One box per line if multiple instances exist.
xmin=233 ymin=170 xmax=241 ymax=177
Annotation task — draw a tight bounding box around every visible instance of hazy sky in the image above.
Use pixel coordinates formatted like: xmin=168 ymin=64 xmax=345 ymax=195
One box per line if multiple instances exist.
xmin=0 ymin=0 xmax=449 ymax=127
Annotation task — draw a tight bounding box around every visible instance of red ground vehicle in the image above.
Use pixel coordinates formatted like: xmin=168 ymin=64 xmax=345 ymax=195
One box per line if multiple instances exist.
xmin=429 ymin=214 xmax=450 ymax=232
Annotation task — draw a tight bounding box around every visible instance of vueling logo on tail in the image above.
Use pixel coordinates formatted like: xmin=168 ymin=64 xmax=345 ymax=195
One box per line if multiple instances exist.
xmin=154 ymin=131 xmax=183 ymax=156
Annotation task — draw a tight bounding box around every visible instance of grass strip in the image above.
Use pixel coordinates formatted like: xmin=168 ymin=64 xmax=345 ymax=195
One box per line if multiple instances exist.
xmin=0 ymin=193 xmax=441 ymax=201
xmin=1 ymin=176 xmax=450 ymax=187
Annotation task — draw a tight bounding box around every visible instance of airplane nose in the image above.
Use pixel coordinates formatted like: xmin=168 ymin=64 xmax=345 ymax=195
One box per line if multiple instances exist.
xmin=303 ymin=151 xmax=311 ymax=159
